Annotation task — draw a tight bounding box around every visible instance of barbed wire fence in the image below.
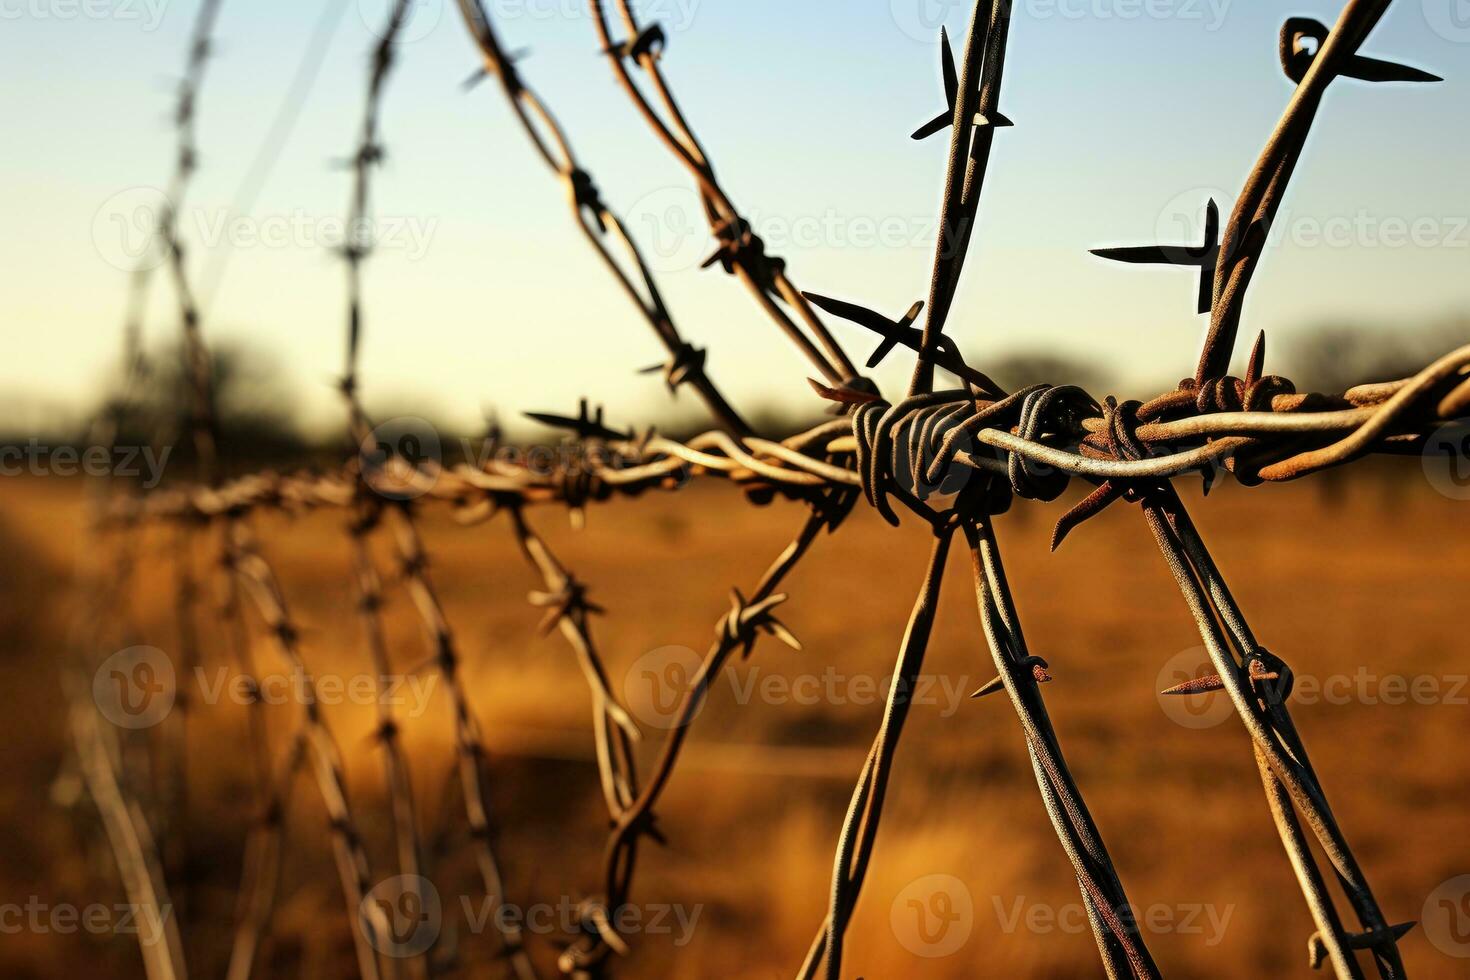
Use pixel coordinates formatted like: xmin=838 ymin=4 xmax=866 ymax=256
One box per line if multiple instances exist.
xmin=65 ymin=0 xmax=1468 ymax=977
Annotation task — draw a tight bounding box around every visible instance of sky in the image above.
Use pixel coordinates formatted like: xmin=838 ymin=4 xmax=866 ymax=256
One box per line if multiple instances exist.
xmin=2 ymin=0 xmax=1467 ymax=439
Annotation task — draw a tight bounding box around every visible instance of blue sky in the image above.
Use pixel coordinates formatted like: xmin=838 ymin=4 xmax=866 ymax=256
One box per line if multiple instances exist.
xmin=3 ymin=0 xmax=1466 ymax=436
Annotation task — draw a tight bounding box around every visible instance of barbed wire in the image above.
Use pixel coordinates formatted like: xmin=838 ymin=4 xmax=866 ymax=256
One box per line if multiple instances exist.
xmin=343 ymin=4 xmax=539 ymax=977
xmin=335 ymin=8 xmax=441 ymax=980
xmin=587 ymin=0 xmax=865 ymax=394
xmin=64 ymin=1 xmax=1466 ymax=978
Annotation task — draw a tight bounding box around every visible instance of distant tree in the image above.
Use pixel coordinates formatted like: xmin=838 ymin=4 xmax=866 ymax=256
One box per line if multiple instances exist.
xmin=93 ymin=339 xmax=313 ymax=477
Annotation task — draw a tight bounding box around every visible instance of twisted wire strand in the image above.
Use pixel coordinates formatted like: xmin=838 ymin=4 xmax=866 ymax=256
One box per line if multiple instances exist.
xmin=505 ymin=507 xmax=644 ymax=978
xmin=337 ymin=4 xmax=432 ymax=975
xmin=1199 ymin=0 xmax=1406 ymax=381
xmin=228 ymin=521 xmax=387 ymax=980
xmin=64 ymin=4 xmax=232 ymax=978
xmin=163 ymin=521 xmax=200 ymax=948
xmin=449 ymin=9 xmax=873 ymax=966
xmin=138 ymin=4 xmax=397 ymax=976
xmin=803 ymin=524 xmax=954 ymax=980
xmin=384 ymin=505 xmax=540 ymax=979
xmin=206 ymin=507 xmax=291 ymax=980
xmin=161 ymin=0 xmax=227 ymax=482
xmin=912 ymin=0 xmax=1014 ymax=396
xmin=149 ymin=2 xmax=229 ymax=954
xmin=583 ymin=511 xmax=832 ymax=975
xmin=1254 ymin=741 xmax=1363 ymax=978
xmin=507 ymin=507 xmax=639 ymax=813
xmin=1140 ymin=487 xmax=1410 ymax=978
xmin=453 ymin=0 xmax=751 ymax=439
xmin=966 ymin=516 xmax=1160 ymax=978
xmin=1137 ymin=5 xmax=1436 ymax=971
xmin=103 ymin=343 xmax=1470 ymax=534
xmin=587 ymin=0 xmax=860 ymax=389
xmin=164 ymin=5 xmax=305 ymax=972
xmin=337 ymin=7 xmax=539 ymax=975
xmin=64 ymin=524 xmax=189 ymax=980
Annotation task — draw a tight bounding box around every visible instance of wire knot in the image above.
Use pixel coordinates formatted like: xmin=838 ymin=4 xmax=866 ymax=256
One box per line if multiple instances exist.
xmin=608 ymin=23 xmax=666 ymax=63
xmin=568 ymin=168 xmax=607 ymax=231
xmin=850 ymin=392 xmax=1018 ymax=526
xmin=1280 ymin=17 xmax=1441 ymax=85
xmin=720 ymin=589 xmax=800 ymax=659
xmin=615 ymin=807 xmax=666 ymax=846
xmin=701 ymin=218 xmax=784 ymax=292
xmin=1248 ymin=647 xmax=1294 ymax=703
xmin=639 ymin=342 xmax=707 ymax=392
xmin=1007 ymin=386 xmax=1095 ymax=502
xmin=528 ymin=575 xmax=604 ymax=636
xmin=1307 ymin=921 xmax=1416 ymax=970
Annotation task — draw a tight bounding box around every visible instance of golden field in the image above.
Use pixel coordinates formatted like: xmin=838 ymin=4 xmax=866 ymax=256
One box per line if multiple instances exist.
xmin=2 ymin=469 xmax=1468 ymax=978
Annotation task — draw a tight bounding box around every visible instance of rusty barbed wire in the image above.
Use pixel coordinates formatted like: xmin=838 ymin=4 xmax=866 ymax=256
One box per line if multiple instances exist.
xmin=65 ymin=1 xmax=1469 ymax=978
xmin=800 ymin=519 xmax=955 ymax=980
xmin=909 ymin=0 xmax=1013 ymax=398
xmin=965 ymin=514 xmax=1159 ymax=979
xmin=1194 ymin=0 xmax=1440 ymax=383
xmin=341 ymin=4 xmax=537 ymax=976
xmin=454 ymin=0 xmax=752 ymax=440
xmin=587 ymin=0 xmax=866 ymax=394
xmin=63 ymin=3 xmax=230 ymax=979
xmin=150 ymin=1 xmax=230 ymax=957
xmin=104 ymin=347 xmax=1470 ymax=526
xmin=338 ymin=4 xmax=434 ymax=978
xmin=228 ymin=520 xmax=391 ymax=980
xmin=63 ymin=523 xmax=188 ymax=980
xmin=156 ymin=6 xmax=316 ymax=976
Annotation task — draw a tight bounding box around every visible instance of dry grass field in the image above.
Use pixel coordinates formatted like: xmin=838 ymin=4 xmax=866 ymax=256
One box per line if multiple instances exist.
xmin=2 ymin=468 xmax=1467 ymax=978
